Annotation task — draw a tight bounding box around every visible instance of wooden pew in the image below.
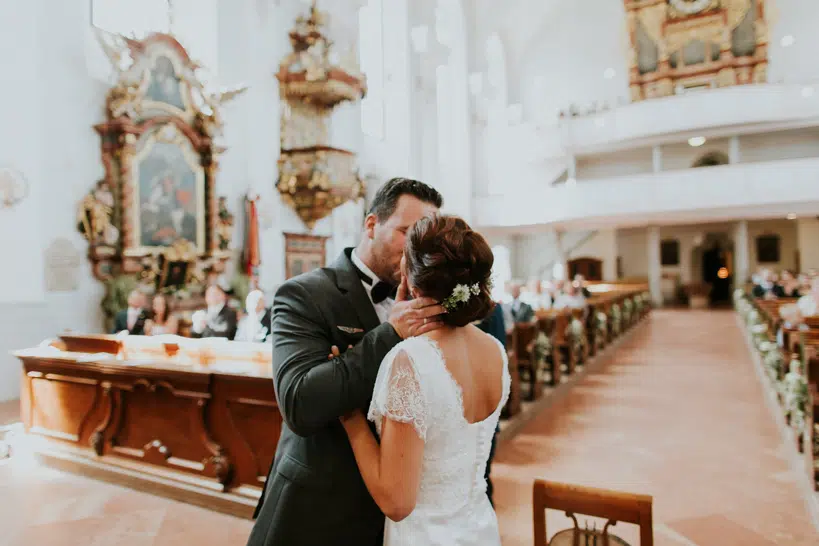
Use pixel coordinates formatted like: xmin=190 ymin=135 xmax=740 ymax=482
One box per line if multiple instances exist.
xmin=502 ymin=329 xmax=522 ymax=418
xmin=515 ymin=322 xmax=542 ymax=401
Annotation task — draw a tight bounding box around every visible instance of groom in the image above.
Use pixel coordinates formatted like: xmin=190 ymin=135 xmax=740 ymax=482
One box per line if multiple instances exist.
xmin=246 ymin=178 xmax=445 ymax=546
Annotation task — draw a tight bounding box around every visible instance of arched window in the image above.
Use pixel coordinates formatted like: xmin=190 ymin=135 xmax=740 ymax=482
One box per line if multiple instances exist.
xmin=692 ymin=151 xmax=729 ymax=168
xmin=359 ymin=0 xmax=385 ymax=139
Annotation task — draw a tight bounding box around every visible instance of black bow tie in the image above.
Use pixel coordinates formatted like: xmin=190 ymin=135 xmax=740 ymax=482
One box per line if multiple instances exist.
xmin=352 ymin=262 xmax=396 ymax=304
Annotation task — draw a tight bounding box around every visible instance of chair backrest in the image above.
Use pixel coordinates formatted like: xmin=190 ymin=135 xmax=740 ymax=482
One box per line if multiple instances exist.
xmin=533 ymin=480 xmax=653 ymax=546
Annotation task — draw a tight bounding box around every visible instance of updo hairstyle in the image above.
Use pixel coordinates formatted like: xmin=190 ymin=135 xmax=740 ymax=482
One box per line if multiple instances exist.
xmin=404 ymin=215 xmax=494 ymax=327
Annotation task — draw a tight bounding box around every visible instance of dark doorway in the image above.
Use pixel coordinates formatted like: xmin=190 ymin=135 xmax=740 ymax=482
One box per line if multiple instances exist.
xmin=702 ymin=243 xmax=732 ymax=304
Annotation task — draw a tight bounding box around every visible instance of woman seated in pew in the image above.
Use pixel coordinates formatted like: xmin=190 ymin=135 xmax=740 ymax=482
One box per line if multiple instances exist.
xmin=144 ymin=293 xmax=178 ymax=336
xmin=235 ymin=289 xmax=272 ymax=343
xmin=552 ymin=281 xmax=586 ymax=310
xmin=779 ymin=270 xmax=801 ymax=298
xmin=779 ymin=277 xmax=819 ymax=327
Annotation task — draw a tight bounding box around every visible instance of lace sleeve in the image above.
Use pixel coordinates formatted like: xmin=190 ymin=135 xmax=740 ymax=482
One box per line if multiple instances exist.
xmin=367 ymin=348 xmax=428 ymax=440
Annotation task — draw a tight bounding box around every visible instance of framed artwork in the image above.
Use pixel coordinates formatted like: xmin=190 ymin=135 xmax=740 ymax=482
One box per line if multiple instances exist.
xmin=132 ymin=124 xmax=206 ymax=254
xmin=157 ymin=254 xmax=191 ymax=291
xmin=756 ymin=234 xmax=780 ymax=264
xmin=144 ymin=54 xmax=187 ymax=112
xmin=660 ymin=240 xmax=680 ymax=266
xmin=284 ymin=233 xmax=328 ymax=280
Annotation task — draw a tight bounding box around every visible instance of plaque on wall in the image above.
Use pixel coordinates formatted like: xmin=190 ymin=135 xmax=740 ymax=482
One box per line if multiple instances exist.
xmin=284 ymin=233 xmax=328 ymax=280
xmin=45 ymin=238 xmax=82 ymax=292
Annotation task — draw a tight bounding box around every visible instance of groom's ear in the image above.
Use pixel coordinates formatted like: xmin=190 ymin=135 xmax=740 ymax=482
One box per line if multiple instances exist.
xmin=364 ymin=213 xmax=377 ymax=239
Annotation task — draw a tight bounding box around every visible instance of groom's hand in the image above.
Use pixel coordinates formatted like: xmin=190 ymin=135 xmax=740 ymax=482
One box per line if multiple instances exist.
xmin=388 ymin=275 xmax=446 ymax=339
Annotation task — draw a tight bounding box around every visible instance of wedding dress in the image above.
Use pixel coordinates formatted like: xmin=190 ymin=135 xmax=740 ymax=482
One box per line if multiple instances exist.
xmin=368 ymin=334 xmax=510 ymax=546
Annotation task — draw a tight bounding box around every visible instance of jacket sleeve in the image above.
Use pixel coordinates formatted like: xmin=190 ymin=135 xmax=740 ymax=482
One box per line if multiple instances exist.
xmin=272 ymin=280 xmax=402 ymax=437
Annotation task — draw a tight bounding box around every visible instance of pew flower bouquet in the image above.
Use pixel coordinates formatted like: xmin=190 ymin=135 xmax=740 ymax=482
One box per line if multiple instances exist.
xmin=783 ymin=357 xmax=808 ymax=433
xmin=610 ymin=304 xmax=622 ymax=335
xmin=567 ymin=317 xmax=588 ymax=358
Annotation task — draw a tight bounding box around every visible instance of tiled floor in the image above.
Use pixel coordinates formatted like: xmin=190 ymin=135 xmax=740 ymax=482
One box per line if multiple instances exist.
xmin=1 ymin=310 xmax=817 ymax=545
xmin=493 ymin=310 xmax=818 ymax=545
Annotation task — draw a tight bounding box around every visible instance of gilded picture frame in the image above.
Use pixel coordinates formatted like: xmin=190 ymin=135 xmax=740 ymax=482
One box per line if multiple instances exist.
xmin=129 ymin=123 xmax=207 ymax=257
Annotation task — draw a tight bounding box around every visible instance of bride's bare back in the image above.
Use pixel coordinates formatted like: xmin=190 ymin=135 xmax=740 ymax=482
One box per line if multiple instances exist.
xmin=424 ymin=324 xmax=505 ymax=425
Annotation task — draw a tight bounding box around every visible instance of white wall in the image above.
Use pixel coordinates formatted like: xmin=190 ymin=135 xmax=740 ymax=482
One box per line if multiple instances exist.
xmin=739 ymin=127 xmax=819 ymax=164
xmin=616 ymin=220 xmax=799 ymax=286
xmin=576 ymin=148 xmax=653 ymax=179
xmin=797 ymin=218 xmax=819 ymax=272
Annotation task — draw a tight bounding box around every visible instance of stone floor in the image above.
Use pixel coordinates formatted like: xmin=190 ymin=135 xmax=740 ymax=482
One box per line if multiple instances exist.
xmin=1 ymin=310 xmax=817 ymax=545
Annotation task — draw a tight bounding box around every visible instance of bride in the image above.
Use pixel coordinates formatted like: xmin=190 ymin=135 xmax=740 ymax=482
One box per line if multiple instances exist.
xmin=340 ymin=215 xmax=509 ymax=546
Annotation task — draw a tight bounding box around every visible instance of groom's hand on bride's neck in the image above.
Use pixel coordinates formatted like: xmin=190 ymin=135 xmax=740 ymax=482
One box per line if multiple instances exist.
xmin=388 ymin=275 xmax=446 ymax=339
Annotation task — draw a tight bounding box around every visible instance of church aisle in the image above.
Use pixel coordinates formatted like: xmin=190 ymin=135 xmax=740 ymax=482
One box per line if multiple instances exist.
xmin=493 ymin=309 xmax=818 ymax=545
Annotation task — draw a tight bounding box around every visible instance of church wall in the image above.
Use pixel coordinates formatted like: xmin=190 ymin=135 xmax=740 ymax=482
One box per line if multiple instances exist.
xmin=576 ymin=148 xmax=654 ymax=180
xmin=739 ymin=127 xmax=819 ymax=164
xmin=616 ymin=220 xmax=799 ymax=292
xmin=796 ymin=218 xmax=819 ymax=272
xmin=0 ymin=0 xmax=109 ymax=401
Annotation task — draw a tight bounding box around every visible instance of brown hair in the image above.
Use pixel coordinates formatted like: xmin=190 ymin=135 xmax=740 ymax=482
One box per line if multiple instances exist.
xmin=405 ymin=215 xmax=494 ymax=327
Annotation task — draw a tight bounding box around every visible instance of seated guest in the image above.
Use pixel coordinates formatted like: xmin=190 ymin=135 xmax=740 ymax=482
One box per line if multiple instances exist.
xmin=112 ymin=290 xmax=149 ymax=335
xmin=521 ymin=277 xmax=552 ymax=310
xmin=553 ymin=282 xmax=586 ymax=309
xmin=144 ymin=294 xmax=178 ymax=336
xmin=797 ymin=277 xmax=819 ymax=318
xmin=191 ymin=284 xmax=238 ymax=340
xmin=504 ymin=281 xmax=536 ymax=325
xmin=236 ymin=289 xmax=272 ymax=342
xmin=779 ymin=270 xmax=801 ymax=298
xmin=751 ymin=269 xmax=780 ymax=299
xmin=574 ymin=274 xmax=592 ymax=298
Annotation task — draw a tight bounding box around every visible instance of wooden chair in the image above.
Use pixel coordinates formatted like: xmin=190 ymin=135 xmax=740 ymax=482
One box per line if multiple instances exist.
xmin=533 ymin=480 xmax=653 ymax=546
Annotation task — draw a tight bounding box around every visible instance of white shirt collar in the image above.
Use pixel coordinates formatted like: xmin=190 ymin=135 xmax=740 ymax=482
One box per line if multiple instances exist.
xmin=351 ymin=249 xmax=379 ymax=286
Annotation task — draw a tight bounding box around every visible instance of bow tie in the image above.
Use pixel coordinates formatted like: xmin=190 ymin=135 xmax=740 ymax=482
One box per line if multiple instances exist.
xmin=352 ymin=262 xmax=396 ymax=304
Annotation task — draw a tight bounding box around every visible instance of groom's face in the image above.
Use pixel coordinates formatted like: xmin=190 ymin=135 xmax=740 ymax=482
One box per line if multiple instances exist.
xmin=370 ymin=195 xmax=438 ymax=284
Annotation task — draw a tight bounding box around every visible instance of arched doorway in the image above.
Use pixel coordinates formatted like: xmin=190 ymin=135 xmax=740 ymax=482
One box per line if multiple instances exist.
xmin=694 ymin=232 xmax=734 ymax=304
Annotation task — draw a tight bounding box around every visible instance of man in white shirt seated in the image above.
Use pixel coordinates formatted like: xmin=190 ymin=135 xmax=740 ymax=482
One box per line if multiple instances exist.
xmin=520 ymin=277 xmax=552 ymax=311
xmin=112 ymin=290 xmax=148 ymax=335
xmin=553 ymin=282 xmax=587 ymax=310
xmin=191 ymin=284 xmax=238 ymax=340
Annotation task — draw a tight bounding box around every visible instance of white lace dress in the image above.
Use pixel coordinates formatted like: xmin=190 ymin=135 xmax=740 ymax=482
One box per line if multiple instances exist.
xmin=368 ymin=335 xmax=510 ymax=546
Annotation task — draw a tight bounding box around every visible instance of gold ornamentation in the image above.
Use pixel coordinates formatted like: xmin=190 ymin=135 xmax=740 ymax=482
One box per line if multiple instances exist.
xmin=77 ymin=180 xmax=119 ymax=247
xmin=276 ymin=1 xmax=367 ymax=230
xmin=216 ymin=196 xmax=234 ymax=251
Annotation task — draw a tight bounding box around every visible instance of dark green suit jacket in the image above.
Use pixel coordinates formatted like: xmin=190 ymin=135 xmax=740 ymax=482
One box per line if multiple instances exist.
xmin=246 ymin=248 xmax=401 ymax=546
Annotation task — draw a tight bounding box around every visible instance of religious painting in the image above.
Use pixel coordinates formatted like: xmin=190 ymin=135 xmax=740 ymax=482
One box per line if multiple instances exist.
xmin=133 ymin=124 xmax=205 ymax=254
xmin=157 ymin=255 xmax=191 ymax=291
xmin=284 ymin=233 xmax=328 ymax=280
xmin=756 ymin=234 xmax=780 ymax=264
xmin=145 ymin=54 xmax=186 ymax=112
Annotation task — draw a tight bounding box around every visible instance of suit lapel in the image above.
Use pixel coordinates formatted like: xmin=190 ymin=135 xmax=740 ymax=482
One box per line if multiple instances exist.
xmin=332 ymin=249 xmax=381 ymax=332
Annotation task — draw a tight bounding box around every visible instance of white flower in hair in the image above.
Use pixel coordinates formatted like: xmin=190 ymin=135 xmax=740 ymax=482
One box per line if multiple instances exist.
xmin=443 ymin=283 xmax=479 ymax=311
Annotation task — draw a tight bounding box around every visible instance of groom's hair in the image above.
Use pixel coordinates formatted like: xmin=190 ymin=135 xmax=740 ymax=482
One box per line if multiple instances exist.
xmin=368 ymin=178 xmax=443 ymax=222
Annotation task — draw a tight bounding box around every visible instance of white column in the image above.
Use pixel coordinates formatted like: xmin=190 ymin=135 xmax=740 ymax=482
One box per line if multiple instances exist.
xmin=567 ymin=154 xmax=577 ymax=181
xmin=796 ymin=218 xmax=819 ymax=272
xmin=652 ymin=145 xmax=663 ymax=172
xmin=734 ymin=220 xmax=750 ymax=286
xmin=647 ymin=226 xmax=663 ymax=306
xmin=551 ymin=229 xmax=568 ymax=280
xmin=729 ymin=135 xmax=741 ymax=164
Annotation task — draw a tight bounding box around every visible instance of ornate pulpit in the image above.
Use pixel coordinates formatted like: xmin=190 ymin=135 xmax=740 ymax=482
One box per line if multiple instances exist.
xmin=625 ymin=0 xmax=769 ymax=100
xmin=276 ymin=1 xmax=367 ymax=229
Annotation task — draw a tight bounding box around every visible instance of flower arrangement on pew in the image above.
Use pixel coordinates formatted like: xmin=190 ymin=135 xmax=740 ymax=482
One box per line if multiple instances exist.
xmin=783 ymin=357 xmax=809 ymax=433
xmin=610 ymin=304 xmax=622 ymax=336
xmin=566 ymin=317 xmax=588 ymax=360
xmin=533 ymin=332 xmax=552 ymax=381
xmin=596 ymin=311 xmax=608 ymax=339
xmin=622 ymin=298 xmax=634 ymax=327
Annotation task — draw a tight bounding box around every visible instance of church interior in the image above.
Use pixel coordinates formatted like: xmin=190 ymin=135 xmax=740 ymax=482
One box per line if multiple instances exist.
xmin=2 ymin=0 xmax=819 ymax=544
